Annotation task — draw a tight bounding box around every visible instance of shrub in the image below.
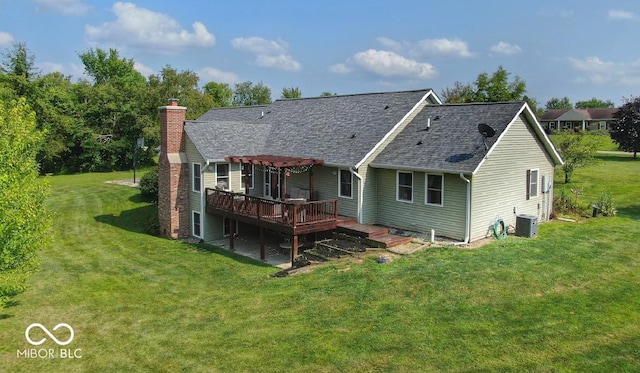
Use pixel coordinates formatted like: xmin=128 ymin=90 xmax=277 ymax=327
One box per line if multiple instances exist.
xmin=594 ymin=191 xmax=618 ymax=217
xmin=554 ymin=186 xmax=587 ymax=216
xmin=139 ymin=167 xmax=158 ymax=202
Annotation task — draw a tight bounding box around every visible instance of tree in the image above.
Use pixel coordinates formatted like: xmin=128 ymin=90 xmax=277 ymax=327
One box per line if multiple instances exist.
xmin=440 ymin=81 xmax=474 ymax=103
xmin=474 ymin=66 xmax=526 ymax=102
xmin=552 ymin=132 xmax=601 ymax=183
xmin=523 ymin=95 xmax=540 ymax=117
xmin=147 ymin=65 xmax=214 ymax=120
xmin=79 ymin=48 xmax=144 ymax=87
xmin=30 ymin=72 xmax=84 ymax=173
xmin=441 ymin=66 xmax=528 ymax=103
xmin=77 ymin=48 xmax=153 ymax=171
xmin=0 ymin=98 xmax=51 ymax=307
xmin=610 ymin=97 xmax=640 ymax=158
xmin=233 ymin=81 xmax=272 ymax=106
xmin=203 ymin=81 xmax=233 ymax=107
xmin=0 ymin=42 xmax=39 ymax=97
xmin=281 ymin=86 xmax=302 ymax=99
xmin=320 ymin=91 xmax=336 ymax=97
xmin=575 ymin=97 xmax=614 ymax=109
xmin=545 ymin=97 xmax=573 ymax=110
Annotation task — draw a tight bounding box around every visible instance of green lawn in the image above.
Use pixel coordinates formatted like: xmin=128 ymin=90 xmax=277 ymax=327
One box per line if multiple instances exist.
xmin=1 ymin=158 xmax=639 ymax=372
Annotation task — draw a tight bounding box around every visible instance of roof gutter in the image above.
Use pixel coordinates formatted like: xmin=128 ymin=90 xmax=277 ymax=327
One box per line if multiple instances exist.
xmin=454 ymin=173 xmax=471 ymax=245
xmin=350 ymin=166 xmax=364 ymax=224
xmin=199 ymin=160 xmax=212 ymax=241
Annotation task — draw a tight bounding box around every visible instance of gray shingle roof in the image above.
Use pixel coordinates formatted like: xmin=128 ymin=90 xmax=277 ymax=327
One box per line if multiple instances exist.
xmin=197 ymin=105 xmax=269 ymax=122
xmin=371 ymin=102 xmax=526 ymax=173
xmin=187 ymin=89 xmax=435 ymax=166
xmin=184 ymin=121 xmax=271 ymax=161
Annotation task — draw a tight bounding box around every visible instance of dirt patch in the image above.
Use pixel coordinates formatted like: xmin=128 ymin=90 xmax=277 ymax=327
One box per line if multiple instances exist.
xmin=105 ymin=179 xmax=139 ymax=188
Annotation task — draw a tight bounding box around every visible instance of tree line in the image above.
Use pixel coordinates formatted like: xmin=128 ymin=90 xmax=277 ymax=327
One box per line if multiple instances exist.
xmin=0 ymin=43 xmax=302 ymax=174
xmin=2 ymin=42 xmax=638 ymax=176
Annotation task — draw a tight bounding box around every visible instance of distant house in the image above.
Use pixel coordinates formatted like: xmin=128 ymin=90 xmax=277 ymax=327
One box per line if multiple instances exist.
xmin=157 ymin=89 xmax=563 ymax=261
xmin=539 ymin=108 xmax=618 ymax=132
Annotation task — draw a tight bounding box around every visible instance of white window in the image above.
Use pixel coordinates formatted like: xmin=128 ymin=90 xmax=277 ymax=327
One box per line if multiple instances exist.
xmin=339 ymin=169 xmax=352 ymax=198
xmin=192 ymin=211 xmax=201 ymax=238
xmin=242 ymin=164 xmax=254 ymax=189
xmin=527 ymin=169 xmax=539 ymax=199
xmin=216 ymin=163 xmax=230 ymax=190
xmin=426 ymin=174 xmax=443 ymax=206
xmin=192 ymin=163 xmax=201 ymax=192
xmin=599 ymin=121 xmax=607 ymax=130
xmin=397 ymin=171 xmax=413 ymax=202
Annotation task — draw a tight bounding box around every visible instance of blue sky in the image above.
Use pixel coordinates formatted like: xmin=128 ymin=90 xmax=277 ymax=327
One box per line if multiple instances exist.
xmin=1 ymin=0 xmax=640 ymax=106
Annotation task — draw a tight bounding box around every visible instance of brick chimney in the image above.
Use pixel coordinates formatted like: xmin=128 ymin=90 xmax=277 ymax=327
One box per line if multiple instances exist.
xmin=158 ymin=98 xmax=189 ymax=239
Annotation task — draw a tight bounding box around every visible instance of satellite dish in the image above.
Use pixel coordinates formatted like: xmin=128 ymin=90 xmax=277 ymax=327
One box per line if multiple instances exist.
xmin=478 ymin=123 xmax=496 ymax=138
xmin=478 ymin=123 xmax=496 ymax=153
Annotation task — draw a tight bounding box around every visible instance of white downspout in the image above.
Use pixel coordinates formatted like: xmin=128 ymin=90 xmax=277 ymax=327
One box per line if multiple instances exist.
xmin=350 ymin=166 xmax=364 ymax=224
xmin=200 ymin=160 xmax=212 ymax=241
xmin=455 ymin=173 xmax=471 ymax=245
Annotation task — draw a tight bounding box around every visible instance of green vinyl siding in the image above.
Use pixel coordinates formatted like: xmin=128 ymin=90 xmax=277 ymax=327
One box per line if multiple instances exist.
xmin=375 ymin=169 xmax=467 ymax=239
xmin=470 ymin=114 xmax=556 ymax=241
xmin=359 ymin=166 xmax=377 ymax=223
xmin=359 ymin=100 xmax=430 ymax=223
xmin=312 ymin=166 xmax=357 ymax=217
xmin=185 ymin=137 xmax=204 ymax=239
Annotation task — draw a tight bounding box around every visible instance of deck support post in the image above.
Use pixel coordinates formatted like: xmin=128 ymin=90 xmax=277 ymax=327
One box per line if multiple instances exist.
xmin=229 ymin=219 xmax=235 ymax=250
xmin=260 ymin=227 xmax=265 ymax=260
xmin=291 ymin=235 xmax=299 ymax=265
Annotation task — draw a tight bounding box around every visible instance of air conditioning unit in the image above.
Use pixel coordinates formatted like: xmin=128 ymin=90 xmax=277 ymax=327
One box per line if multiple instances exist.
xmin=515 ymin=214 xmax=538 ymax=238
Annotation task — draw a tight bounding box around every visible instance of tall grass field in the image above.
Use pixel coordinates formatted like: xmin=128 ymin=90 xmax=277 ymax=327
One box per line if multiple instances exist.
xmin=1 ymin=154 xmax=639 ymax=372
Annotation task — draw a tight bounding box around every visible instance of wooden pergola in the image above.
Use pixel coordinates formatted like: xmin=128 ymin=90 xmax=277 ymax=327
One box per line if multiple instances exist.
xmin=225 ymin=154 xmax=324 ymax=198
xmin=219 ymin=155 xmax=331 ymax=265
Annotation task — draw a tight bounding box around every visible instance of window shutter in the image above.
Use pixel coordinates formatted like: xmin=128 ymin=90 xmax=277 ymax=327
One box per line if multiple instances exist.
xmin=526 ymin=170 xmax=531 ymax=200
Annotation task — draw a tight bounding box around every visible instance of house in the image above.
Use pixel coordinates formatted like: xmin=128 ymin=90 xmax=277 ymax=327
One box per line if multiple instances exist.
xmin=539 ymin=108 xmax=618 ymax=132
xmin=157 ymin=89 xmax=563 ymax=262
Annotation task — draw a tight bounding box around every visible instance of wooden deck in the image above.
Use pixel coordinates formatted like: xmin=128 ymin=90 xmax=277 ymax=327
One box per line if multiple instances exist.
xmin=205 ymin=189 xmax=338 ymax=235
xmin=336 ymin=221 xmax=412 ymax=248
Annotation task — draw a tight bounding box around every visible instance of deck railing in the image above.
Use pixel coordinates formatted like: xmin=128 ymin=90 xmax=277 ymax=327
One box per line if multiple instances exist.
xmin=205 ymin=188 xmax=337 ymax=229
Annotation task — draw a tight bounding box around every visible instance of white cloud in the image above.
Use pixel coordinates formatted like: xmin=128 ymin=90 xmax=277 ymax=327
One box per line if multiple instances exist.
xmin=377 ymin=36 xmax=474 ymax=58
xmin=608 ymin=10 xmax=637 ymax=20
xmin=256 ymin=54 xmax=301 ymax=71
xmin=0 ymin=31 xmax=14 ymax=46
xmin=231 ymin=36 xmax=302 ymax=71
xmin=490 ymin=42 xmax=522 ymax=55
xmin=37 ymin=62 xmax=87 ymax=80
xmin=568 ymin=56 xmax=640 ymax=85
xmin=134 ymin=61 xmax=154 ymax=77
xmin=376 ymin=37 xmax=405 ymax=51
xmin=85 ymin=2 xmax=215 ymax=54
xmin=198 ymin=67 xmax=240 ymax=85
xmin=34 ymin=0 xmax=91 ymax=16
xmin=328 ymin=63 xmax=352 ymax=74
xmin=414 ymin=38 xmax=474 ymax=57
xmin=351 ymin=49 xmax=437 ymax=79
xmin=231 ymin=37 xmax=287 ymax=55
xmin=39 ymin=62 xmax=66 ymax=74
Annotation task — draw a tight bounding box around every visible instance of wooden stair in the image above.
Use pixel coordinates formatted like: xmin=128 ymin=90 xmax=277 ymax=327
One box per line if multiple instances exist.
xmin=336 ymin=221 xmax=412 ymax=248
